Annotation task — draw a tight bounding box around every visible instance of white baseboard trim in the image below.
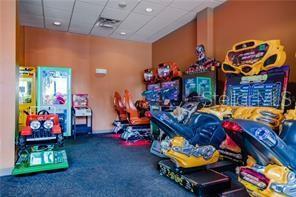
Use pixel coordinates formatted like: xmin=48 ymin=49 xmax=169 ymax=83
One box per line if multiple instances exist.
xmin=0 ymin=167 xmax=12 ymax=177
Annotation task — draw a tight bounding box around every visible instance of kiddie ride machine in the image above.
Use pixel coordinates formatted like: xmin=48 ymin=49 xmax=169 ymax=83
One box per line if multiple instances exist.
xmin=13 ymin=66 xmax=71 ymax=175
xmin=13 ymin=108 xmax=69 ymax=175
xmin=151 ymin=40 xmax=293 ymax=196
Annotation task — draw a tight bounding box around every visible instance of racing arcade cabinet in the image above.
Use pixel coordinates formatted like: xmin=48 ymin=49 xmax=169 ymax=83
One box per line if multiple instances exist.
xmin=155 ymin=40 xmax=288 ymax=196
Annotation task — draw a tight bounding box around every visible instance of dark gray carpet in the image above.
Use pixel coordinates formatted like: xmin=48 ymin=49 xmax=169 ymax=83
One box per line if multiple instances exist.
xmin=0 ymin=134 xmax=193 ymax=197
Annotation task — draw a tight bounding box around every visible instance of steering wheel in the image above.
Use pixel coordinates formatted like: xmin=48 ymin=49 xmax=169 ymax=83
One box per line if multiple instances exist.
xmin=37 ymin=110 xmax=50 ymax=115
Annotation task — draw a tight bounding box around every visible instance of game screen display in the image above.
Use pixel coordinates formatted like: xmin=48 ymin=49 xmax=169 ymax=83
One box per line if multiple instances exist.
xmin=161 ymin=80 xmax=180 ymax=101
xmin=228 ymin=43 xmax=268 ymax=66
xmin=146 ymin=83 xmax=161 ymax=102
xmin=224 ymin=66 xmax=289 ymax=109
xmin=184 ymin=76 xmax=213 ymax=101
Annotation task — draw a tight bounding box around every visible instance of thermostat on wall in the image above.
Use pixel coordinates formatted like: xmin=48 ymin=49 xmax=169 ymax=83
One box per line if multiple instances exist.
xmin=96 ymin=68 xmax=108 ymax=75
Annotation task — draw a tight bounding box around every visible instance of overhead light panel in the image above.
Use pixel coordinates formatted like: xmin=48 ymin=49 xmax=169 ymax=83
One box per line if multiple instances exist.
xmin=118 ymin=1 xmax=127 ymax=8
xmin=145 ymin=8 xmax=153 ymax=12
xmin=53 ymin=21 xmax=61 ymax=26
xmin=120 ymin=32 xmax=127 ymax=35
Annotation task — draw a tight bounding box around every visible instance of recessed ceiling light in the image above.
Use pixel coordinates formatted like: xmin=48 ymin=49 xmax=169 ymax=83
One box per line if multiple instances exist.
xmin=118 ymin=2 xmax=127 ymax=8
xmin=120 ymin=32 xmax=127 ymax=35
xmin=145 ymin=7 xmax=153 ymax=12
xmin=53 ymin=21 xmax=61 ymax=26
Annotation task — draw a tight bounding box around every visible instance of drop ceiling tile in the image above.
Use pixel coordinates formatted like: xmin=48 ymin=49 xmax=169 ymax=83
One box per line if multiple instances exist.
xmin=19 ymin=2 xmax=43 ymax=16
xmin=109 ymin=33 xmax=129 ymax=41
xmin=170 ymin=0 xmax=205 ymax=11
xmin=116 ymin=13 xmax=153 ymax=32
xmin=69 ymin=24 xmax=93 ymax=35
xmin=144 ymin=0 xmax=173 ymax=6
xmin=133 ymin=1 xmax=165 ymax=16
xmin=20 ymin=14 xmax=44 ymax=28
xmin=44 ymin=7 xmax=72 ymax=21
xmin=19 ymin=0 xmax=42 ymax=6
xmin=105 ymin=0 xmax=140 ymax=12
xmin=91 ymin=26 xmax=115 ymax=37
xmin=43 ymin=0 xmax=75 ymax=12
xmin=78 ymin=0 xmax=108 ymax=6
xmin=136 ymin=7 xmax=187 ymax=35
xmin=148 ymin=11 xmax=196 ymax=42
xmin=101 ymin=7 xmax=130 ymax=21
xmin=45 ymin=17 xmax=69 ymax=31
xmin=71 ymin=1 xmax=104 ymax=25
xmin=128 ymin=32 xmax=149 ymax=42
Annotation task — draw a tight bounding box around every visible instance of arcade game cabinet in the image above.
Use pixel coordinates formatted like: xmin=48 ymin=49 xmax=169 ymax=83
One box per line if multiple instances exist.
xmin=13 ymin=66 xmax=71 ymax=175
xmin=154 ymin=40 xmax=288 ymax=196
xmin=37 ymin=67 xmax=72 ymax=137
xmin=18 ymin=66 xmax=36 ymax=131
xmin=146 ymin=63 xmax=182 ymax=157
xmin=72 ymin=94 xmax=92 ymax=139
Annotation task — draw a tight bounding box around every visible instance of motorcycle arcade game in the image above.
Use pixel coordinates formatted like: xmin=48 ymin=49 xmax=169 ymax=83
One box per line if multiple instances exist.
xmin=143 ymin=63 xmax=182 ymax=157
xmin=155 ymin=40 xmax=288 ymax=196
xmin=220 ymin=43 xmax=295 ymax=196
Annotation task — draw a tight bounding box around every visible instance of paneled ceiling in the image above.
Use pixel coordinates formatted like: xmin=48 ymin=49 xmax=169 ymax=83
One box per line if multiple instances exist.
xmin=19 ymin=0 xmax=225 ymax=43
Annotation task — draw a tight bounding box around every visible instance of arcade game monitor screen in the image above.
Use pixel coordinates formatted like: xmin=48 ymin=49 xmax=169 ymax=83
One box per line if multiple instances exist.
xmin=224 ymin=66 xmax=289 ymax=109
xmin=146 ymin=83 xmax=161 ymax=102
xmin=183 ymin=72 xmax=216 ymax=103
xmin=161 ymin=80 xmax=181 ymax=103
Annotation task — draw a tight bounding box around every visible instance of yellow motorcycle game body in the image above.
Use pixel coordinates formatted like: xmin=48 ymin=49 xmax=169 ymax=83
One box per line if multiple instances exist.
xmin=222 ymin=40 xmax=286 ymax=76
xmin=161 ymin=136 xmax=220 ymax=168
xmin=238 ymin=157 xmax=296 ymax=197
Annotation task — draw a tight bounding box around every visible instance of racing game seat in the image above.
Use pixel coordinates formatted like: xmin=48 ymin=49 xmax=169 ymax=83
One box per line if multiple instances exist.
xmin=124 ymin=90 xmax=150 ymax=125
xmin=113 ymin=91 xmax=128 ymax=122
xmin=150 ymin=111 xmax=226 ymax=148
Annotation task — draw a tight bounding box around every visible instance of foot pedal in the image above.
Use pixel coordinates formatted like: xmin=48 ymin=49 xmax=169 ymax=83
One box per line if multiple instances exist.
xmin=159 ymin=160 xmax=230 ymax=196
xmin=150 ymin=140 xmax=168 ymax=158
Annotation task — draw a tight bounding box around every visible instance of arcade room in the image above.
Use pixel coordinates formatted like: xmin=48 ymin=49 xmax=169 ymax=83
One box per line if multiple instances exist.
xmin=1 ymin=0 xmax=296 ymax=196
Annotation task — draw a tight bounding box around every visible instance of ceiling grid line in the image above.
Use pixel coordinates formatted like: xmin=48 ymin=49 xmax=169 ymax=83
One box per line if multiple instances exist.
xmin=18 ymin=0 xmax=225 ymax=43
xmin=88 ymin=0 xmax=110 ymax=35
xmin=127 ymin=0 xmax=174 ymax=41
xmin=66 ymin=0 xmax=77 ymax=32
xmin=108 ymin=0 xmax=143 ymax=37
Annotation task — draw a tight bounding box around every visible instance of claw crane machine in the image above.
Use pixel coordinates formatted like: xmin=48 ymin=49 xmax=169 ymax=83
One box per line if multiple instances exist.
xmin=18 ymin=67 xmax=36 ymax=131
xmin=37 ymin=67 xmax=72 ymax=136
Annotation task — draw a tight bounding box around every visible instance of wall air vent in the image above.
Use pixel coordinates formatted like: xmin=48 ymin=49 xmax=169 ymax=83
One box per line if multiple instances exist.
xmin=96 ymin=17 xmax=120 ymax=29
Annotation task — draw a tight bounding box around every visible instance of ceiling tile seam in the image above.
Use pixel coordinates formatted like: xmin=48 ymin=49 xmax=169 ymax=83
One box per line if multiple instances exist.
xmin=41 ymin=0 xmax=45 ymax=28
xmin=67 ymin=0 xmax=77 ymax=32
xmin=88 ymin=0 xmax=110 ymax=35
xmin=147 ymin=0 xmax=208 ymax=42
xmin=109 ymin=0 xmax=143 ymax=37
xmin=147 ymin=12 xmax=196 ymax=42
xmin=129 ymin=1 xmax=174 ymax=41
xmin=128 ymin=0 xmax=175 ymax=41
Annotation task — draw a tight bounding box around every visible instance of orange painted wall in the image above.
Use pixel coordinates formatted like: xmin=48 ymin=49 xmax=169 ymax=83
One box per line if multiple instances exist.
xmin=214 ymin=0 xmax=296 ymax=82
xmin=0 ymin=0 xmax=16 ymax=173
xmin=152 ymin=20 xmax=197 ymax=70
xmin=24 ymin=27 xmax=152 ymax=131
